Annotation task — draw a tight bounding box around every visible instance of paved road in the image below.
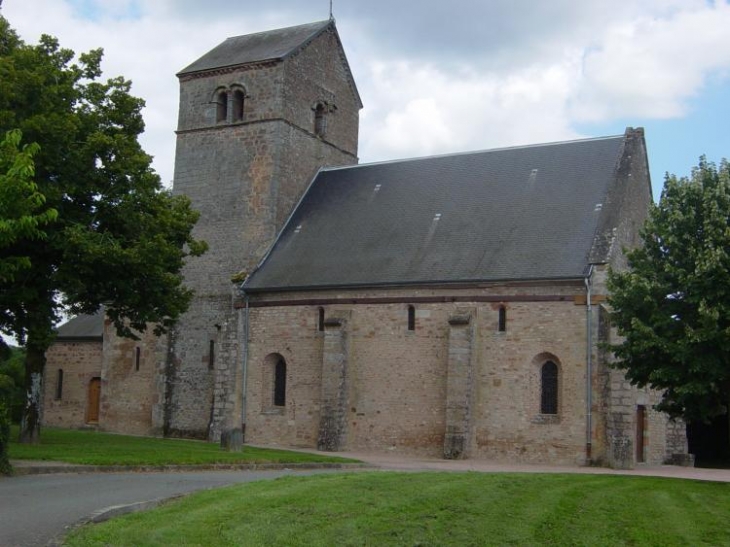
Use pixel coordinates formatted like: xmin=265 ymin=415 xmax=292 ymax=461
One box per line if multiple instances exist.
xmin=0 ymin=469 xmax=326 ymax=547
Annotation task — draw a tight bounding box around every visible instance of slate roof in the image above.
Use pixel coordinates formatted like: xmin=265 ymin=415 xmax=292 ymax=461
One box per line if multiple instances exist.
xmin=178 ymin=20 xmax=333 ymax=75
xmin=244 ymin=134 xmax=634 ymax=292
xmin=55 ymin=310 xmax=104 ymax=340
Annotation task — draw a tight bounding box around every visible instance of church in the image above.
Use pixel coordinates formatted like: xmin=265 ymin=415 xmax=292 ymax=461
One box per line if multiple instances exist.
xmin=42 ymin=19 xmax=690 ymax=469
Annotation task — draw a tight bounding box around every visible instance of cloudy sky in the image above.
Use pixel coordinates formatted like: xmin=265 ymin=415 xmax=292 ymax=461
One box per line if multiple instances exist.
xmin=3 ymin=0 xmax=730 ymax=199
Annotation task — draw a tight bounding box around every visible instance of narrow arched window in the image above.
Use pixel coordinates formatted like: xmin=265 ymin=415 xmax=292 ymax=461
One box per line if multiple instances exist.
xmin=216 ymin=90 xmax=228 ymax=122
xmin=314 ymin=103 xmax=326 ymax=137
xmin=274 ymin=358 xmax=286 ymax=407
xmin=318 ymin=307 xmax=325 ymax=332
xmin=135 ymin=347 xmax=141 ymax=371
xmin=55 ymin=369 xmax=64 ymax=400
xmin=498 ymin=306 xmax=506 ymax=332
xmin=232 ymin=89 xmax=244 ymax=122
xmin=208 ymin=340 xmax=215 ymax=371
xmin=540 ymin=361 xmax=558 ymax=414
xmin=407 ymin=305 xmax=416 ymax=331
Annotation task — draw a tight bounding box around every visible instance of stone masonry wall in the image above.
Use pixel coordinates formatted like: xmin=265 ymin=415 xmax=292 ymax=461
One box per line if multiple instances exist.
xmin=244 ymin=282 xmax=598 ymax=465
xmin=100 ymin=322 xmax=166 ymax=436
xmin=43 ymin=340 xmax=102 ymax=428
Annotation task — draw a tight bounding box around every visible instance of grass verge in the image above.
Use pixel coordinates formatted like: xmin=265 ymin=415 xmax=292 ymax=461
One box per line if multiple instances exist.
xmin=8 ymin=426 xmax=357 ymax=466
xmin=64 ymin=471 xmax=730 ymax=546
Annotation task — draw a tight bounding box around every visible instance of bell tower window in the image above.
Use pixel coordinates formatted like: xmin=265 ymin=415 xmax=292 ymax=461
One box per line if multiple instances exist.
xmin=216 ymin=90 xmax=228 ymax=122
xmin=232 ymin=89 xmax=245 ymax=122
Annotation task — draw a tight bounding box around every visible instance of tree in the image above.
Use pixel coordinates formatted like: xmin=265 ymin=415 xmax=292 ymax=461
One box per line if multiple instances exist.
xmin=0 ymin=16 xmax=206 ymax=442
xmin=608 ymin=157 xmax=730 ymax=431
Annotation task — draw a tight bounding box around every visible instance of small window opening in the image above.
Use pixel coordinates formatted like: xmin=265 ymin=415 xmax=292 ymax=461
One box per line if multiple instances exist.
xmin=314 ymin=103 xmax=326 ymax=137
xmin=318 ymin=307 xmax=325 ymax=332
xmin=135 ymin=347 xmax=141 ymax=371
xmin=232 ymin=89 xmax=244 ymax=122
xmin=540 ymin=361 xmax=558 ymax=414
xmin=274 ymin=358 xmax=286 ymax=407
xmin=209 ymin=340 xmax=215 ymax=370
xmin=216 ymin=91 xmax=228 ymax=122
xmin=636 ymin=405 xmax=646 ymax=463
xmin=498 ymin=306 xmax=507 ymax=332
xmin=55 ymin=369 xmax=63 ymax=400
xmin=407 ymin=305 xmax=416 ymax=331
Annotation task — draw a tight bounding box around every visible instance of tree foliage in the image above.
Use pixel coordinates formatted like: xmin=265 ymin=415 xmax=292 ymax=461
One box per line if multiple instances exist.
xmin=0 ymin=16 xmax=206 ymax=442
xmin=608 ymin=157 xmax=730 ymax=424
xmin=0 ymin=129 xmax=56 ymax=283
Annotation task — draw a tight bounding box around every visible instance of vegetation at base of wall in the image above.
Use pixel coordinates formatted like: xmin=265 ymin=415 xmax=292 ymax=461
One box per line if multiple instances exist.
xmin=0 ymin=402 xmax=12 ymax=475
xmin=8 ymin=426 xmax=358 ymax=466
xmin=64 ymin=471 xmax=730 ymax=547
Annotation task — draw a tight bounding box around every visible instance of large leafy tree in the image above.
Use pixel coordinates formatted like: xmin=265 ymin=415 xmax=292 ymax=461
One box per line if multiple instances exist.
xmin=0 ymin=16 xmax=206 ymax=442
xmin=608 ymin=157 xmax=730 ymax=431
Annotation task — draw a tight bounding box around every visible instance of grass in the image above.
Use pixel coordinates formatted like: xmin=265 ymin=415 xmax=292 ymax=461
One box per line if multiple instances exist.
xmin=8 ymin=426 xmax=357 ymax=466
xmin=64 ymin=471 xmax=730 ymax=546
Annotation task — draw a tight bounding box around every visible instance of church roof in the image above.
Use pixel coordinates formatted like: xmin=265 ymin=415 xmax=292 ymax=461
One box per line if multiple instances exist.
xmin=55 ymin=310 xmax=104 ymax=341
xmin=178 ymin=20 xmax=334 ymax=75
xmin=244 ymin=131 xmax=645 ymax=292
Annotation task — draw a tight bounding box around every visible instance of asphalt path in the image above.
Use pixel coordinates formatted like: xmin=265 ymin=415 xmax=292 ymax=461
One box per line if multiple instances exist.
xmin=0 ymin=469 xmax=328 ymax=547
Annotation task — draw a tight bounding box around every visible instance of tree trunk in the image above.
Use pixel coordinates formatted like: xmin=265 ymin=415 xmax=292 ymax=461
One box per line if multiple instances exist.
xmin=0 ymin=403 xmax=11 ymax=475
xmin=18 ymin=343 xmax=46 ymax=443
xmin=725 ymin=389 xmax=730 ymax=458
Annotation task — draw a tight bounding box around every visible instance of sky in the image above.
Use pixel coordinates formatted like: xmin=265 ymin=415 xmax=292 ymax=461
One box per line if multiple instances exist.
xmin=2 ymin=0 xmax=730 ymax=201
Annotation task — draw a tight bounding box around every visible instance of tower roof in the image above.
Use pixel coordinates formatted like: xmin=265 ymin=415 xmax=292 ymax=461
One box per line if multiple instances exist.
xmin=244 ymin=130 xmax=648 ymax=292
xmin=178 ymin=20 xmax=334 ymax=75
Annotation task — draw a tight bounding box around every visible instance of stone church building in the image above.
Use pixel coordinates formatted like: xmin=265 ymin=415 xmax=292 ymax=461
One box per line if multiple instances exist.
xmin=42 ymin=20 xmax=689 ymax=468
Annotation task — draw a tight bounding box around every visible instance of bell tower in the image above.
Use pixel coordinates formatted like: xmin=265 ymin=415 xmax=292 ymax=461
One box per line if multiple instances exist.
xmin=159 ymin=20 xmax=362 ymax=439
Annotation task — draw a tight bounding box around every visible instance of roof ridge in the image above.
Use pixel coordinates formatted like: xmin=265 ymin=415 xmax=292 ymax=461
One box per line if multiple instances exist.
xmin=223 ymin=20 xmax=330 ymax=42
xmin=322 ymin=134 xmax=626 ymax=172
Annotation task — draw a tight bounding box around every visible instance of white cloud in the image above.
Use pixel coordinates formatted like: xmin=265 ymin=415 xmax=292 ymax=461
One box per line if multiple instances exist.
xmin=2 ymin=0 xmax=729 ymax=184
xmin=571 ymin=2 xmax=730 ymax=121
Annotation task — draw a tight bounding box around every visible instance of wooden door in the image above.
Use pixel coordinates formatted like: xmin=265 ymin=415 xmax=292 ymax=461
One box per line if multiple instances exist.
xmin=636 ymin=405 xmax=646 ymax=463
xmin=87 ymin=377 xmax=101 ymax=423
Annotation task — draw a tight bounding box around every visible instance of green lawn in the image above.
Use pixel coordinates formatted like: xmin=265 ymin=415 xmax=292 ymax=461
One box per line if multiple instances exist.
xmin=8 ymin=426 xmax=357 ymax=466
xmin=64 ymin=471 xmax=730 ymax=546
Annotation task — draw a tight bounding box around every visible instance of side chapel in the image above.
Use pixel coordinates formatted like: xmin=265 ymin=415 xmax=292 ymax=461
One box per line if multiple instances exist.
xmin=43 ymin=20 xmax=690 ymax=469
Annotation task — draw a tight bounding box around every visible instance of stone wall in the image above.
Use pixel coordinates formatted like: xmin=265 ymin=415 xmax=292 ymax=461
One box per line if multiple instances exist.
xmin=99 ymin=323 xmax=166 ymax=436
xmin=244 ymin=283 xmax=596 ymax=464
xmin=44 ymin=340 xmax=102 ymax=428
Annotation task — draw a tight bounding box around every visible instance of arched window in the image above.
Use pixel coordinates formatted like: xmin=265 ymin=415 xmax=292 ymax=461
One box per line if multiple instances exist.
xmin=314 ymin=102 xmax=326 ymax=137
xmin=135 ymin=347 xmax=141 ymax=371
xmin=540 ymin=361 xmax=558 ymax=414
xmin=498 ymin=306 xmax=506 ymax=332
xmin=318 ymin=307 xmax=325 ymax=332
xmin=407 ymin=305 xmax=416 ymax=331
xmin=232 ymin=89 xmax=245 ymax=122
xmin=274 ymin=358 xmax=286 ymax=407
xmin=216 ymin=90 xmax=228 ymax=122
